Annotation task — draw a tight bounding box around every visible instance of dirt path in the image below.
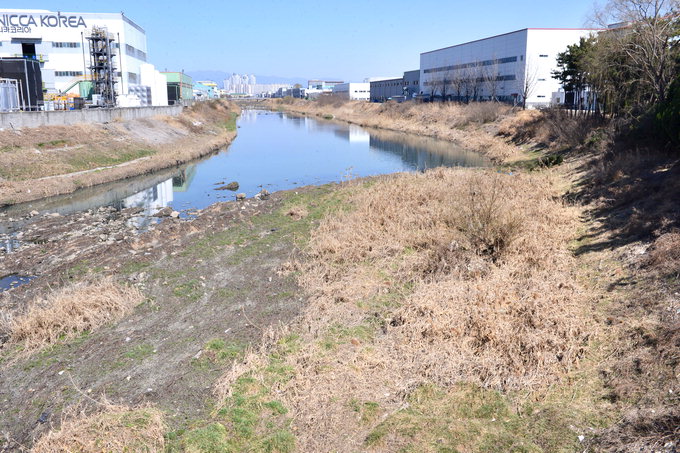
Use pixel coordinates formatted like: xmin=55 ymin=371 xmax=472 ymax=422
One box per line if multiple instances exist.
xmin=0 ymin=184 xmax=339 ymax=450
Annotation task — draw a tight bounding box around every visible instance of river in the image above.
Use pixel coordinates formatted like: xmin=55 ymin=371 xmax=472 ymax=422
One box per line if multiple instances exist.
xmin=0 ymin=109 xmax=489 ymax=235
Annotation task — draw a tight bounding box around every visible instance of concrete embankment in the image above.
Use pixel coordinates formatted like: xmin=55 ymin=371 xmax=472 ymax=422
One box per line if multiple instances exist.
xmin=0 ymin=105 xmax=186 ymax=130
xmin=0 ymin=100 xmax=239 ymax=206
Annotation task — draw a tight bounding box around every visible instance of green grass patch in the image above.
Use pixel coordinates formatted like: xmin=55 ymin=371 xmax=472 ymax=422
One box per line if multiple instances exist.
xmin=320 ymin=322 xmax=375 ymax=350
xmin=123 ymin=343 xmax=155 ymax=360
xmin=364 ymin=383 xmax=604 ymax=452
xmin=181 ymin=184 xmax=349 ymax=264
xmin=169 ymin=335 xmax=301 ymax=452
xmin=172 ymin=279 xmax=202 ymax=302
xmin=193 ymin=338 xmax=246 ymax=370
xmin=120 ymin=260 xmax=152 ymax=275
xmin=224 ymin=112 xmax=238 ymax=132
xmin=65 ymin=148 xmax=156 ymax=172
xmin=349 ymin=399 xmax=381 ymax=424
xmin=36 ymin=139 xmax=68 ymax=149
xmin=0 ymin=144 xmax=19 ymax=153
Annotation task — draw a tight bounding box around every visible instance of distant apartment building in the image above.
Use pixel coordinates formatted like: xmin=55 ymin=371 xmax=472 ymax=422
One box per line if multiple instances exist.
xmin=332 ymin=82 xmax=370 ymax=101
xmin=224 ymin=73 xmax=256 ymax=95
xmin=420 ymin=28 xmax=597 ymax=108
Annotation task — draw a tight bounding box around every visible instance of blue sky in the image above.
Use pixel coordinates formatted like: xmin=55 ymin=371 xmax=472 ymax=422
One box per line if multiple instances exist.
xmin=26 ymin=0 xmax=597 ymax=81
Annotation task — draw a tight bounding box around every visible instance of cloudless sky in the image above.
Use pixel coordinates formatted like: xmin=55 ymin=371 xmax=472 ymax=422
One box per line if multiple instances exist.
xmin=25 ymin=0 xmax=598 ymax=81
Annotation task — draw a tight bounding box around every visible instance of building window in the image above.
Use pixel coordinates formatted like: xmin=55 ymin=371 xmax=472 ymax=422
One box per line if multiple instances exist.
xmin=128 ymin=72 xmax=138 ymax=84
xmin=52 ymin=42 xmax=81 ymax=48
xmin=55 ymin=71 xmax=83 ymax=77
xmin=424 ymin=56 xmax=518 ymax=74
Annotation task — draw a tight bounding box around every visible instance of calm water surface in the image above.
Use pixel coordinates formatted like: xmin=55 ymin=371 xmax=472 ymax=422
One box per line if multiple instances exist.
xmin=1 ymin=109 xmax=489 ymax=228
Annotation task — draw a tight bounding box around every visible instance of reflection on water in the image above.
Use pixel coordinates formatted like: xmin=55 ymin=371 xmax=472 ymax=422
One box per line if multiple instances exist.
xmin=0 ymin=274 xmax=36 ymax=292
xmin=0 ymin=237 xmax=21 ymax=253
xmin=1 ymin=110 xmax=489 ymax=233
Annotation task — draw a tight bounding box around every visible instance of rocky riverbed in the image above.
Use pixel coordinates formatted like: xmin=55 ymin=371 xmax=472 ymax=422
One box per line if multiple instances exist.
xmin=0 ymin=184 xmax=333 ymax=448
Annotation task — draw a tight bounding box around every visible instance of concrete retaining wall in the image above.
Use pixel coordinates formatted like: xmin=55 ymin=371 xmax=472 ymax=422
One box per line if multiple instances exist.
xmin=0 ymin=105 xmax=184 ymax=130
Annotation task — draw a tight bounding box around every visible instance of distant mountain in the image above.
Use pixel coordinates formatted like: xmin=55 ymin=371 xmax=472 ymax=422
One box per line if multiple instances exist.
xmin=186 ymin=70 xmax=307 ymax=87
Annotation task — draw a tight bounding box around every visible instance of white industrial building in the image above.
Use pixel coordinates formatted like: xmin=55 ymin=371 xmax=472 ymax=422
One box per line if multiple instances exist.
xmin=420 ymin=28 xmax=598 ymax=108
xmin=332 ymin=82 xmax=370 ymax=101
xmin=0 ymin=9 xmax=167 ymax=105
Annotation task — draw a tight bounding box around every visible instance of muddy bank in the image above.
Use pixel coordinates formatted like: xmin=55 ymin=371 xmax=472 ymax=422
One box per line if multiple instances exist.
xmin=0 ymin=183 xmax=337 ymax=449
xmin=0 ymin=100 xmax=240 ymax=207
xmin=253 ymin=98 xmax=521 ymax=163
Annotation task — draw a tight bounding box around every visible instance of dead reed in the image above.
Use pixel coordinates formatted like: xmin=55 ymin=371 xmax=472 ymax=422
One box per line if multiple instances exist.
xmin=7 ymin=278 xmax=143 ymax=355
xmin=31 ymin=401 xmax=166 ymax=453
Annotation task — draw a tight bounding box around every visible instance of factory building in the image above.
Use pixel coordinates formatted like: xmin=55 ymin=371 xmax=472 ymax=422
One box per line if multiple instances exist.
xmin=307 ymin=80 xmax=343 ymax=91
xmin=369 ymin=70 xmax=419 ymax=102
xmin=370 ymin=77 xmax=402 ymax=102
xmin=331 ymin=82 xmax=370 ymax=101
xmin=403 ymin=70 xmax=420 ymax=99
xmin=163 ymin=71 xmax=193 ymax=104
xmin=0 ymin=9 xmax=162 ymax=104
xmin=419 ymin=28 xmax=597 ymax=108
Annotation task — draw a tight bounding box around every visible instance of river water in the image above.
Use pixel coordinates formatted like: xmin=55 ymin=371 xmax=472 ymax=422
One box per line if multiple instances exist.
xmin=1 ymin=109 xmax=489 ymax=230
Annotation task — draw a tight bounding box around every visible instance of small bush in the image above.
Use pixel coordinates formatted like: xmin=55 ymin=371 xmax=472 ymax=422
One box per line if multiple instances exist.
xmin=31 ymin=402 xmax=166 ymax=453
xmin=645 ymin=232 xmax=680 ymax=277
xmin=7 ymin=278 xmax=143 ymax=355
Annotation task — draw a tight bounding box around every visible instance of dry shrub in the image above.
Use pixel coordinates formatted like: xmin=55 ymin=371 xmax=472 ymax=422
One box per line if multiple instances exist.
xmin=218 ymin=168 xmax=588 ymax=451
xmin=286 ymin=205 xmax=309 ymax=220
xmin=301 ymin=168 xmax=586 ymax=388
xmin=315 ymin=94 xmax=347 ymax=108
xmin=31 ymin=401 xmax=166 ymax=453
xmin=645 ymin=232 xmax=680 ymax=277
xmin=391 ymin=265 xmax=587 ymax=389
xmin=460 ymin=102 xmax=512 ymax=125
xmin=8 ymin=278 xmax=143 ymax=354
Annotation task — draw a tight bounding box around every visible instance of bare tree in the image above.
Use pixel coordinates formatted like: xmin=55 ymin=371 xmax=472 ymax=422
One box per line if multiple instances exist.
xmin=483 ymin=65 xmax=501 ymax=101
xmin=428 ymin=76 xmax=442 ymax=101
xmin=519 ymin=60 xmax=539 ymax=109
xmin=470 ymin=66 xmax=484 ymax=102
xmin=450 ymin=73 xmax=465 ymax=102
xmin=593 ymin=0 xmax=679 ymax=104
xmin=440 ymin=74 xmax=452 ymax=100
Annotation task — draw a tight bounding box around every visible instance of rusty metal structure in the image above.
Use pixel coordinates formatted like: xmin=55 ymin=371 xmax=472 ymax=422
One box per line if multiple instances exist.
xmin=86 ymin=26 xmax=117 ymax=107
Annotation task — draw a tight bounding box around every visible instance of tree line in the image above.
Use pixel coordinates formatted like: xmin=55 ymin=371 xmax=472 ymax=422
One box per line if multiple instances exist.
xmin=552 ymin=0 xmax=679 ymax=125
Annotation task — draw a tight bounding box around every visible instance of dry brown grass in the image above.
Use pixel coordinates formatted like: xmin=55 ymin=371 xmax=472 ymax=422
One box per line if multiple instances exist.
xmin=31 ymin=401 xmax=166 ymax=453
xmin=267 ymin=99 xmax=519 ymax=162
xmin=286 ymin=205 xmax=309 ymax=220
xmin=645 ymin=232 xmax=680 ymax=277
xmin=217 ymin=167 xmax=589 ymax=451
xmin=5 ymin=278 xmax=143 ymax=355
